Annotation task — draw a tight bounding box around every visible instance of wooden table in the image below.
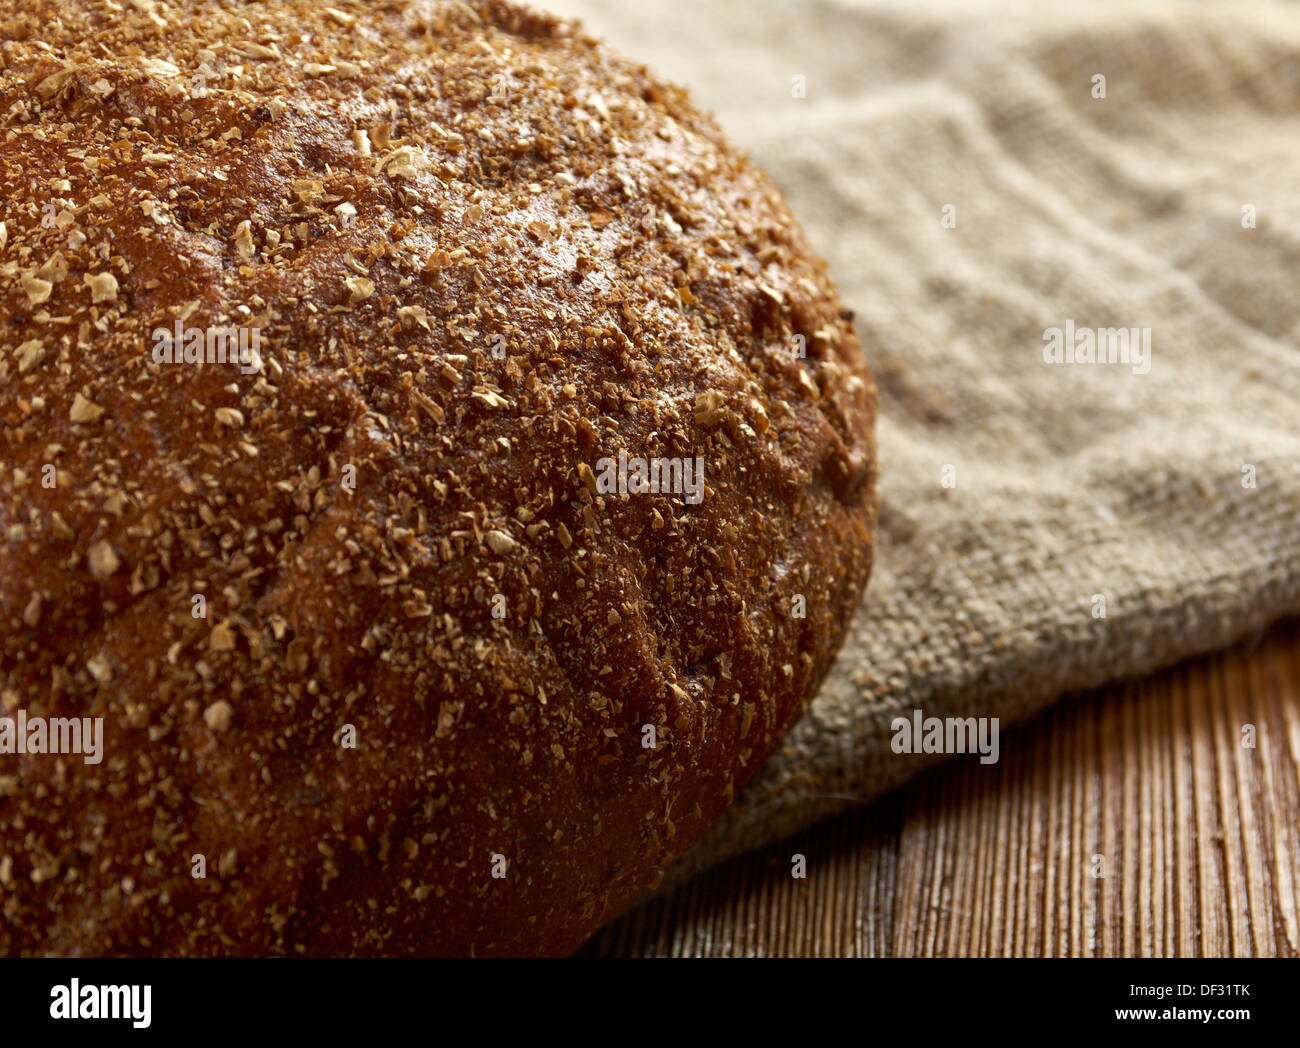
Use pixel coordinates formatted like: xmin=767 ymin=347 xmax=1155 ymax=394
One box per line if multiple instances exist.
xmin=580 ymin=619 xmax=1300 ymax=957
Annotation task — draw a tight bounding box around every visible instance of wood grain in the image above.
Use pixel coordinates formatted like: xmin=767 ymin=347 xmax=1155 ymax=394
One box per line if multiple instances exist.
xmin=579 ymin=619 xmax=1300 ymax=957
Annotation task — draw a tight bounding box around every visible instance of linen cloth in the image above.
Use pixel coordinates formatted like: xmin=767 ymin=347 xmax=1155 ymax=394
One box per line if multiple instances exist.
xmin=548 ymin=0 xmax=1300 ymax=880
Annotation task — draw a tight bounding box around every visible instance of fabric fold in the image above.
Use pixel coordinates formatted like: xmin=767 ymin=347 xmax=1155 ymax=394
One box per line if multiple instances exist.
xmin=545 ymin=0 xmax=1300 ymax=882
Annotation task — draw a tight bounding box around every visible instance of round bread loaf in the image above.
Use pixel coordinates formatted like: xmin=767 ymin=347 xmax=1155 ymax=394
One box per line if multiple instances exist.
xmin=0 ymin=0 xmax=876 ymax=956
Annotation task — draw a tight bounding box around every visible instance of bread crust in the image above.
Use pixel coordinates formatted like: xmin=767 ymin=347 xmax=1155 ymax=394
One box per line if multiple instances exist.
xmin=0 ymin=0 xmax=876 ymax=955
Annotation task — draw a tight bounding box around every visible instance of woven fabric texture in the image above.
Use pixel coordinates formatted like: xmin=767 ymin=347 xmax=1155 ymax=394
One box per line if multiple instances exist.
xmin=547 ymin=0 xmax=1300 ymax=881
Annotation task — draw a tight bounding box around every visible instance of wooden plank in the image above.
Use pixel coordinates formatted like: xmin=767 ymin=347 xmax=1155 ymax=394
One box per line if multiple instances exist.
xmin=579 ymin=620 xmax=1300 ymax=957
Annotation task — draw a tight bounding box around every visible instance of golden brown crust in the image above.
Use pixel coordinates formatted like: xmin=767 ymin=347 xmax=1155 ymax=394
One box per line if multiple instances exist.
xmin=0 ymin=0 xmax=876 ymax=955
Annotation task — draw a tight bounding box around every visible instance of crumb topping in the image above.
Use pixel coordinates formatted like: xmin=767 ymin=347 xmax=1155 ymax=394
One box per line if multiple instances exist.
xmin=0 ymin=0 xmax=876 ymax=956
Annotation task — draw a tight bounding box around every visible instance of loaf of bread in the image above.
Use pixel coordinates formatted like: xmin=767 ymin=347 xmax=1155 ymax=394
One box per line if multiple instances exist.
xmin=0 ymin=0 xmax=877 ymax=955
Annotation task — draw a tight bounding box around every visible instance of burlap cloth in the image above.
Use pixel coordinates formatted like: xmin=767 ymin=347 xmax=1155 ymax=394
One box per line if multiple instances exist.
xmin=547 ymin=0 xmax=1300 ymax=883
